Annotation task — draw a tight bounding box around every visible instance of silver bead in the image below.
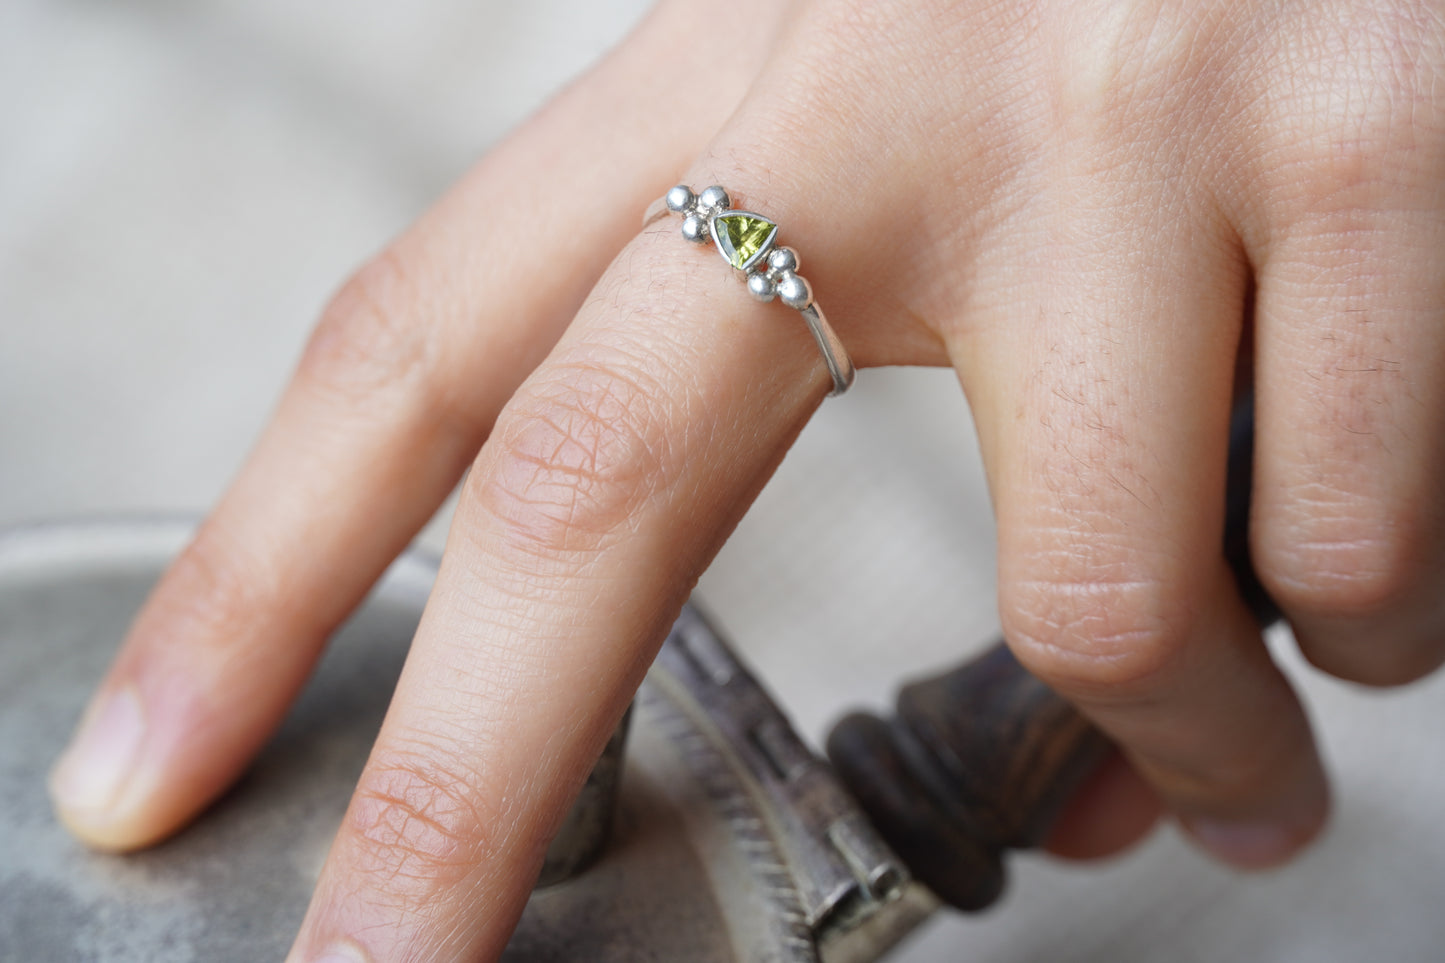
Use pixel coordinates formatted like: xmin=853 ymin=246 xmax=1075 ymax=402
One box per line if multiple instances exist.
xmin=767 ymin=247 xmax=798 ymax=275
xmin=698 ymin=185 xmax=730 ymax=213
xmin=777 ymin=272 xmax=812 ymax=309
xmin=746 ymin=272 xmax=777 ymax=302
xmin=665 ymin=184 xmax=696 ymax=214
xmin=681 ymin=214 xmax=709 ymax=242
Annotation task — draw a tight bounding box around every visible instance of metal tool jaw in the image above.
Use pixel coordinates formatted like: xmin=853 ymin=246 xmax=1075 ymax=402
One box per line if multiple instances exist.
xmin=635 ymin=606 xmax=936 ymax=963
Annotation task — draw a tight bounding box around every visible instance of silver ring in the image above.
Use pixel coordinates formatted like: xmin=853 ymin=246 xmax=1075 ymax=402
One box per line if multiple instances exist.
xmin=643 ymin=184 xmax=856 ymax=397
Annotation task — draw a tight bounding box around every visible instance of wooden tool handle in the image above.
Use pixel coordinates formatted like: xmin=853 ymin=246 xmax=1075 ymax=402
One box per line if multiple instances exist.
xmin=827 ymin=400 xmax=1275 ymax=911
xmin=827 ymin=641 xmax=1107 ymax=910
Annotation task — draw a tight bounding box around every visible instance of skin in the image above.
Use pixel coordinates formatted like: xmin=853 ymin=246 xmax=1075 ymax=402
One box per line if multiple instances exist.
xmin=46 ymin=0 xmax=1445 ymax=959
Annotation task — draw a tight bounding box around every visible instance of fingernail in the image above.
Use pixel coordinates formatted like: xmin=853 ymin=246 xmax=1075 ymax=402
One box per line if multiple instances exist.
xmin=1187 ymin=817 xmax=1296 ymax=869
xmin=308 ymin=943 xmax=370 ymax=963
xmin=49 ymin=686 xmax=146 ymax=817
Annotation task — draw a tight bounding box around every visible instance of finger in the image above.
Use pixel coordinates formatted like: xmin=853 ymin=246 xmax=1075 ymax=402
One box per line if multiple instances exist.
xmin=47 ymin=0 xmax=774 ymax=852
xmin=1044 ymin=750 xmax=1161 ymax=861
xmin=1244 ymin=67 xmax=1445 ymax=687
xmin=286 ymin=191 xmax=849 ymax=961
xmin=287 ymin=8 xmax=1015 ymax=950
xmin=962 ymin=176 xmax=1329 ymax=868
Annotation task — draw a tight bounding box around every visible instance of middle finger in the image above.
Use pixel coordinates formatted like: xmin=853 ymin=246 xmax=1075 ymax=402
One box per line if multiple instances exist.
xmin=287 ymin=184 xmax=863 ymax=960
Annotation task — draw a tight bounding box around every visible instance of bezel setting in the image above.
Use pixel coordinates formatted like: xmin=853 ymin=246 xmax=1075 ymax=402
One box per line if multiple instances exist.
xmin=710 ymin=211 xmax=778 ymax=273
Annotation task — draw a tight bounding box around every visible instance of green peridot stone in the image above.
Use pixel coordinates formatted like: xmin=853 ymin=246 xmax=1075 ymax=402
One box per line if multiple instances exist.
xmin=712 ymin=212 xmax=777 ymax=270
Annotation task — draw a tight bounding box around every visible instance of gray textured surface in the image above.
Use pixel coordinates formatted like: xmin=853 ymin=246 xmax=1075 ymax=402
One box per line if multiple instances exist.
xmin=0 ymin=524 xmax=421 ymax=960
xmin=5 ymin=2 xmax=1445 ymax=960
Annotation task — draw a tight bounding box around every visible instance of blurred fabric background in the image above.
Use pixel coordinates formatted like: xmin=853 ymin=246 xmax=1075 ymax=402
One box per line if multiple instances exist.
xmin=3 ymin=2 xmax=1443 ymax=960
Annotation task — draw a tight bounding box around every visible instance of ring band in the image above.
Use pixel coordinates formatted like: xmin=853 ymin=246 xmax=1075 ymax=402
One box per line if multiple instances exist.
xmin=644 ymin=184 xmax=856 ymax=397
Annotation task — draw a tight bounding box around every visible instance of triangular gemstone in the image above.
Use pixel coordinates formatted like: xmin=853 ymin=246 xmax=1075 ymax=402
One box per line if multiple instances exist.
xmin=712 ymin=213 xmax=777 ymax=270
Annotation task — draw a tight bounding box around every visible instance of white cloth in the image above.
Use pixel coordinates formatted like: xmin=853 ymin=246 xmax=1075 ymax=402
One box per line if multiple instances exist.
xmin=3 ymin=2 xmax=1442 ymax=959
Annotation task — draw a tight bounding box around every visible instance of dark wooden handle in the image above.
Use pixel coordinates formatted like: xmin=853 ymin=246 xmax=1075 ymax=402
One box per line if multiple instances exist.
xmin=827 ymin=399 xmax=1276 ymax=912
xmin=827 ymin=641 xmax=1107 ymax=910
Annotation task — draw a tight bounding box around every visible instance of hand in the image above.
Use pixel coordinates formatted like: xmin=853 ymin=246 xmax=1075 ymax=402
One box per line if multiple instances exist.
xmin=47 ymin=0 xmax=1445 ymax=958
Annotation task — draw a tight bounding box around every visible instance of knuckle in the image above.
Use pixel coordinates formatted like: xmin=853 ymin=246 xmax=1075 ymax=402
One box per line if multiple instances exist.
xmin=1256 ymin=494 xmax=1420 ymax=621
xmin=1275 ymin=131 xmax=1405 ymax=221
xmin=468 ymin=357 xmax=673 ymax=561
xmin=1050 ymin=3 xmax=1217 ymax=147
xmin=1262 ymin=2 xmax=1445 ymax=208
xmin=298 ymin=249 xmax=440 ymax=403
xmin=151 ymin=522 xmax=279 ymax=657
xmin=346 ymin=753 xmax=493 ymax=892
xmin=1000 ymin=565 xmax=1184 ymax=699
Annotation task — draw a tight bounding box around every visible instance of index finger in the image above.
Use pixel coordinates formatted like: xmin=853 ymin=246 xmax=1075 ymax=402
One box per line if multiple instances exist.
xmin=46 ymin=0 xmax=770 ymax=854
